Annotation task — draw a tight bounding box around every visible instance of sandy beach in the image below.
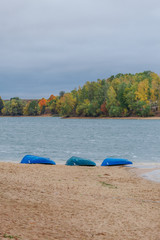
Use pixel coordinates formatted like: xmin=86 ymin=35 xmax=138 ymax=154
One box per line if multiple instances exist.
xmin=62 ymin=116 xmax=160 ymax=120
xmin=0 ymin=163 xmax=160 ymax=240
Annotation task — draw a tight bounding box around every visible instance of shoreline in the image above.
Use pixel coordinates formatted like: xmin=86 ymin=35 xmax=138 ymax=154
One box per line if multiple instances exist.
xmin=0 ymin=162 xmax=159 ymax=240
xmin=1 ymin=115 xmax=160 ymax=119
xmin=62 ymin=116 xmax=160 ymax=120
xmin=1 ymin=160 xmax=160 ymax=183
xmin=131 ymin=165 xmax=160 ymax=183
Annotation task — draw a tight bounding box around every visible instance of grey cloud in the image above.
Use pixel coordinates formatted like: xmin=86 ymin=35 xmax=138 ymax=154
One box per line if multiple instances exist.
xmin=0 ymin=0 xmax=160 ymax=99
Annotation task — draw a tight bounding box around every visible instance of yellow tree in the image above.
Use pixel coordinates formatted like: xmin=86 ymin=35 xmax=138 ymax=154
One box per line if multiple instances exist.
xmin=106 ymin=86 xmax=117 ymax=108
xmin=60 ymin=93 xmax=76 ymax=116
xmin=150 ymin=73 xmax=160 ymax=102
xmin=111 ymin=78 xmax=121 ymax=92
xmin=23 ymin=102 xmax=30 ymax=115
xmin=135 ymin=79 xmax=149 ymax=103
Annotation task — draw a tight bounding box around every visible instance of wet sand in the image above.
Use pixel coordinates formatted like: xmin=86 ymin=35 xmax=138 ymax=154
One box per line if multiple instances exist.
xmin=0 ymin=163 xmax=160 ymax=240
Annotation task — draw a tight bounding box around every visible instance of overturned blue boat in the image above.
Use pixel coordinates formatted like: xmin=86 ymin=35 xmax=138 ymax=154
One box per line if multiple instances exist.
xmin=20 ymin=155 xmax=56 ymax=165
xmin=101 ymin=158 xmax=132 ymax=166
xmin=66 ymin=156 xmax=96 ymax=166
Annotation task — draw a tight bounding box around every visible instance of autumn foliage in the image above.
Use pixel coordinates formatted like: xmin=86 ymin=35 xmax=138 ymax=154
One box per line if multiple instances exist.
xmin=1 ymin=71 xmax=160 ymax=117
xmin=47 ymin=94 xmax=56 ymax=102
xmin=100 ymin=101 xmax=108 ymax=115
xmin=38 ymin=98 xmax=47 ymax=109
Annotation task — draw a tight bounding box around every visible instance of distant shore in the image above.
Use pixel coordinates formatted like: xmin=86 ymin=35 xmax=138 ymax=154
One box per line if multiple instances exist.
xmin=62 ymin=116 xmax=160 ymax=120
xmin=0 ymin=163 xmax=160 ymax=240
xmin=1 ymin=115 xmax=160 ymax=120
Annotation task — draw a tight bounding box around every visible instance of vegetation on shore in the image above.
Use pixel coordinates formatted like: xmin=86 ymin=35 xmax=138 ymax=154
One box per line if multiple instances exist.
xmin=0 ymin=71 xmax=160 ymax=117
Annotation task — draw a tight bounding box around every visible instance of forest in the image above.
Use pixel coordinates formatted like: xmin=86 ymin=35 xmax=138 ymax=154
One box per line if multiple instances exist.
xmin=0 ymin=71 xmax=160 ymax=117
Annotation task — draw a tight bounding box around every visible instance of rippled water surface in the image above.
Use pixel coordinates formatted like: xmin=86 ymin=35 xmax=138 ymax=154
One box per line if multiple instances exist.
xmin=0 ymin=117 xmax=160 ymax=165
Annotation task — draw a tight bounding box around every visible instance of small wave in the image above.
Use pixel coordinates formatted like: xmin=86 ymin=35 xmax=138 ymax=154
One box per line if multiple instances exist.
xmin=141 ymin=169 xmax=160 ymax=183
xmin=134 ymin=162 xmax=160 ymax=169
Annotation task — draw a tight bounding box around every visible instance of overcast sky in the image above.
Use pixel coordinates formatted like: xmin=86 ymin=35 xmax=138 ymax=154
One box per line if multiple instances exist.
xmin=0 ymin=0 xmax=160 ymax=99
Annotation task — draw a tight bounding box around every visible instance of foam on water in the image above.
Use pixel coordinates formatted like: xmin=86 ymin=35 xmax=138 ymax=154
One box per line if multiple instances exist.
xmin=132 ymin=163 xmax=160 ymax=182
xmin=141 ymin=169 xmax=160 ymax=183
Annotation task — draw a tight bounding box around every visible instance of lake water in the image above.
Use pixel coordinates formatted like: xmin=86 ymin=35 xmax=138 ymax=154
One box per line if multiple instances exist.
xmin=0 ymin=117 xmax=160 ymax=181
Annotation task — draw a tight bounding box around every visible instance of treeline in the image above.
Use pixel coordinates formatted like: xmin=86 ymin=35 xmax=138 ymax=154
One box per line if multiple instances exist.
xmin=0 ymin=71 xmax=160 ymax=117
